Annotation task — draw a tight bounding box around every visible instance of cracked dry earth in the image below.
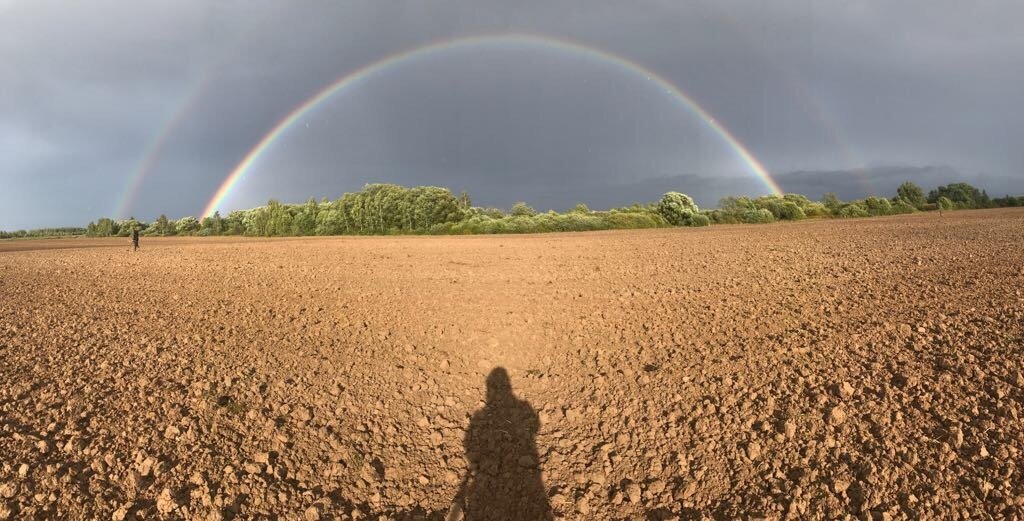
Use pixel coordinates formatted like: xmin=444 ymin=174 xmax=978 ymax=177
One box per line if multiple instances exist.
xmin=2 ymin=208 xmax=1023 ymax=521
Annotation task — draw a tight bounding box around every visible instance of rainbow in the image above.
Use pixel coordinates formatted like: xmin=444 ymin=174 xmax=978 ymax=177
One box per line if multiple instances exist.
xmin=202 ymin=33 xmax=782 ymax=218
xmin=115 ymin=88 xmax=206 ymax=219
xmin=114 ymin=5 xmax=288 ymax=220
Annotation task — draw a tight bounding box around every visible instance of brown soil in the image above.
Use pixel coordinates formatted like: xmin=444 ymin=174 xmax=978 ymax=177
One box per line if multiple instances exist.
xmin=2 ymin=209 xmax=1023 ymax=520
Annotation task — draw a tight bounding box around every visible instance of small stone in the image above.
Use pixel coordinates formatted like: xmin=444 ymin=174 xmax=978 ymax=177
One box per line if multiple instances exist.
xmin=626 ymin=482 xmax=642 ymax=503
xmin=429 ymin=430 xmax=443 ymax=446
xmin=647 ymin=479 xmax=667 ymax=496
xmin=164 ymin=425 xmax=180 ymax=439
xmin=112 ymin=506 xmax=129 ymax=521
xmin=832 ymin=478 xmax=850 ymax=494
xmin=677 ymin=481 xmax=697 ymax=500
xmin=156 ymin=488 xmax=178 ymax=514
xmin=417 ymin=475 xmax=430 ymax=485
xmin=951 ymin=427 xmax=964 ymax=448
xmin=783 ymin=420 xmax=797 ymax=439
xmin=139 ymin=457 xmax=156 ymax=477
xmin=746 ymin=442 xmax=761 ymax=460
xmin=576 ymin=496 xmax=590 ymax=514
xmin=0 ymin=483 xmax=16 ymax=499
xmin=444 ymin=471 xmax=459 ymax=485
xmin=18 ymin=464 xmax=29 ymax=478
xmin=254 ymin=452 xmax=270 ymax=464
xmin=836 ymin=381 xmax=855 ymax=399
xmin=304 ymin=506 xmax=320 ymax=521
xmin=125 ymin=471 xmax=142 ymax=491
xmin=828 ymin=406 xmax=847 ymax=426
xmin=616 ymin=433 xmax=630 ymax=447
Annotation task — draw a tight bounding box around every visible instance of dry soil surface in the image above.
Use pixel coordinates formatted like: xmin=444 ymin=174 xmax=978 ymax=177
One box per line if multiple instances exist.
xmin=2 ymin=209 xmax=1023 ymax=520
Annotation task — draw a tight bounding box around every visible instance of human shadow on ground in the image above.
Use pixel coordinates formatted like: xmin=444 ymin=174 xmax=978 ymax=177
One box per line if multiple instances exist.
xmin=447 ymin=367 xmax=552 ymax=521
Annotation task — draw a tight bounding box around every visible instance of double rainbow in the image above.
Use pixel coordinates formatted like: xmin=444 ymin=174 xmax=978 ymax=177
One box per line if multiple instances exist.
xmin=202 ymin=33 xmax=782 ymax=218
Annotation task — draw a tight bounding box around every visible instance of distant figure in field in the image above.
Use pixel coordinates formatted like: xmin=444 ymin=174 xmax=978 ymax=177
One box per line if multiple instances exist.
xmin=131 ymin=228 xmax=139 ymax=252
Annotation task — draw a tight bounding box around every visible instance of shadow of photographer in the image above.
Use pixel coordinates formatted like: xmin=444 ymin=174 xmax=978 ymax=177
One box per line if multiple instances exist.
xmin=447 ymin=367 xmax=552 ymax=521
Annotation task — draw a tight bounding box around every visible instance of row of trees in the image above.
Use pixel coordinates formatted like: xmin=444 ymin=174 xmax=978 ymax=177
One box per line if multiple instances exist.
xmin=0 ymin=227 xmax=86 ymax=239
xmin=706 ymin=182 xmax=1023 ymax=224
xmin=6 ymin=181 xmax=1017 ymax=239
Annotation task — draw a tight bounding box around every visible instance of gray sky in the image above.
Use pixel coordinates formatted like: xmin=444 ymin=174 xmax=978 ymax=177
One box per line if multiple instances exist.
xmin=2 ymin=0 xmax=1022 ymax=229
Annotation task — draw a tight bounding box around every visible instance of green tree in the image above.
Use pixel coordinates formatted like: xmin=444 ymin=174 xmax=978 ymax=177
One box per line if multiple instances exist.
xmin=154 ymin=214 xmax=172 ymax=236
xmin=928 ymin=183 xmax=989 ymax=209
xmin=863 ymin=196 xmax=893 ymax=216
xmin=200 ymin=211 xmax=224 ymax=236
xmin=896 ymin=182 xmax=926 ymax=209
xmin=87 ymin=217 xmax=116 ymax=237
xmin=176 ymin=216 xmax=200 ymax=235
xmin=657 ymin=192 xmax=699 ymax=225
xmin=821 ymin=192 xmax=842 ymax=213
xmin=511 ymin=201 xmax=537 ymax=217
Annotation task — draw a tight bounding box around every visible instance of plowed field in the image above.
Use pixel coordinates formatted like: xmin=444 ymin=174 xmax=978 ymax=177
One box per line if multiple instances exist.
xmin=2 ymin=209 xmax=1023 ymax=520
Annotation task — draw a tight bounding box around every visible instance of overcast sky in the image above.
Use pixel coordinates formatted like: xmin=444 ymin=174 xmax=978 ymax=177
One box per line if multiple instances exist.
xmin=2 ymin=0 xmax=1022 ymax=229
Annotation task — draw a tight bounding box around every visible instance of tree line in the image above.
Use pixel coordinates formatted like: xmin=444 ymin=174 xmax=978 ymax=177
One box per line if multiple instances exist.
xmin=0 ymin=227 xmax=87 ymax=240
xmin=3 ymin=181 xmax=1021 ymax=239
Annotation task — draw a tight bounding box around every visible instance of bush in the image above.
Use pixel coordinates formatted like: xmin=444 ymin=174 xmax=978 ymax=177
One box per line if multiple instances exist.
xmin=657 ymin=192 xmax=699 ymax=226
xmin=802 ymin=202 xmax=831 ymax=218
xmin=689 ymin=214 xmax=711 ymax=227
xmin=936 ymin=196 xmax=955 ymax=211
xmin=863 ymin=196 xmax=893 ymax=216
xmin=743 ymin=208 xmax=775 ymax=223
xmin=928 ymin=183 xmax=989 ymax=209
xmin=776 ymin=201 xmax=806 ymax=220
xmin=890 ymin=198 xmax=918 ymax=214
xmin=838 ymin=203 xmax=870 ymax=218
xmin=897 ymin=182 xmax=927 ymax=209
xmin=510 ymin=202 xmax=537 ymax=217
xmin=750 ymin=196 xmax=805 ymax=221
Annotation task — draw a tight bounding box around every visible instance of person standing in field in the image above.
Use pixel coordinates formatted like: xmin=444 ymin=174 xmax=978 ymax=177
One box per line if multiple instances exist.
xmin=131 ymin=227 xmax=140 ymax=252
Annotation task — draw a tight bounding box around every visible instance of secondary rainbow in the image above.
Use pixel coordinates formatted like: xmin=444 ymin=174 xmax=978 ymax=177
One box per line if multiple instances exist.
xmin=202 ymin=33 xmax=782 ymax=218
xmin=114 ymin=5 xmax=289 ymax=219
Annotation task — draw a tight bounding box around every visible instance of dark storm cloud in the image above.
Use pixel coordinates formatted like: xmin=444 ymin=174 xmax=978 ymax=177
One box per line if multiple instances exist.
xmin=1 ymin=0 xmax=1021 ymax=229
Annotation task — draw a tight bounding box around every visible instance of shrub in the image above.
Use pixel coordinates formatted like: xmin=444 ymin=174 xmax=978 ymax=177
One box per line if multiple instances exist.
xmin=863 ymin=196 xmax=893 ymax=216
xmin=802 ymin=202 xmax=831 ymax=218
xmin=751 ymin=196 xmax=805 ymax=221
xmin=928 ymin=183 xmax=989 ymax=209
xmin=838 ymin=203 xmax=870 ymax=218
xmin=776 ymin=201 xmax=806 ymax=220
xmin=890 ymin=198 xmax=918 ymax=214
xmin=689 ymin=214 xmax=711 ymax=227
xmin=936 ymin=196 xmax=955 ymax=211
xmin=897 ymin=182 xmax=927 ymax=209
xmin=657 ymin=192 xmax=699 ymax=225
xmin=822 ymin=192 xmax=843 ymax=212
xmin=742 ymin=208 xmax=775 ymax=223
xmin=510 ymin=202 xmax=537 ymax=217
